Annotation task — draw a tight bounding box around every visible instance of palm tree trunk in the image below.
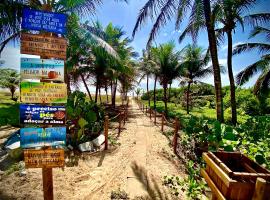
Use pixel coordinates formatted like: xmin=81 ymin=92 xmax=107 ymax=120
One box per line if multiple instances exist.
xmin=95 ymin=80 xmax=99 ymax=103
xmin=99 ymin=87 xmax=102 ymax=103
xmin=203 ymin=0 xmax=224 ymax=122
xmin=168 ymin=83 xmax=172 ymax=102
xmin=81 ymin=74 xmax=93 ymax=101
xmin=105 ymin=86 xmax=109 ymax=103
xmin=163 ymin=83 xmax=168 ymax=117
xmin=226 ymin=31 xmax=237 ymax=125
xmin=147 ymin=74 xmax=150 ymax=107
xmin=153 ymin=75 xmax=157 ymax=109
xmin=186 ymin=82 xmax=191 ymax=114
xmin=112 ymin=80 xmax=117 ymax=108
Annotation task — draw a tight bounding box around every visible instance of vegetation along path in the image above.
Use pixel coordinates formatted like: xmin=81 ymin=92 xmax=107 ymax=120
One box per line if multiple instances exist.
xmin=0 ymin=99 xmax=185 ymax=200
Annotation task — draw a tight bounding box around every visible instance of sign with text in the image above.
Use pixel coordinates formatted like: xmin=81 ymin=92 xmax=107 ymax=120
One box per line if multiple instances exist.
xmin=20 ymin=127 xmax=66 ymax=148
xmin=20 ymin=104 xmax=66 ymax=125
xmin=24 ymin=149 xmax=65 ymax=168
xmin=21 ymin=58 xmax=64 ymax=82
xmin=22 ymin=8 xmax=67 ymax=34
xmin=21 ymin=33 xmax=67 ymax=59
xmin=20 ymin=82 xmax=67 ymax=103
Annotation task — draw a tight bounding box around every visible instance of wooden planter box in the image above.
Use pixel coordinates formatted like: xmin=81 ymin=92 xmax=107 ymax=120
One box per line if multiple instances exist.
xmin=201 ymin=151 xmax=270 ymax=200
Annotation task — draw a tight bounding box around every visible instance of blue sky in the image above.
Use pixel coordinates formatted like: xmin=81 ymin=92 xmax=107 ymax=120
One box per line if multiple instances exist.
xmin=1 ymin=0 xmax=270 ymax=93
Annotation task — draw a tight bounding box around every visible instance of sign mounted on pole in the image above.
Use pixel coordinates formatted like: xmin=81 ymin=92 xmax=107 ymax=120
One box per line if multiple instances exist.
xmin=20 ymin=127 xmax=66 ymax=148
xmin=20 ymin=104 xmax=66 ymax=125
xmin=20 ymin=82 xmax=67 ymax=103
xmin=22 ymin=8 xmax=67 ymax=34
xmin=21 ymin=58 xmax=64 ymax=82
xmin=24 ymin=149 xmax=65 ymax=168
xmin=21 ymin=33 xmax=67 ymax=60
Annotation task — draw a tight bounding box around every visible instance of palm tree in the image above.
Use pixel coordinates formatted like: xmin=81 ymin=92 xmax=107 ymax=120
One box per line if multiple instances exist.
xmin=151 ymin=42 xmax=181 ymax=117
xmin=0 ymin=68 xmax=19 ymax=100
xmin=179 ymin=45 xmax=212 ymax=114
xmin=233 ymin=25 xmax=270 ymax=95
xmin=132 ymin=0 xmax=224 ymax=122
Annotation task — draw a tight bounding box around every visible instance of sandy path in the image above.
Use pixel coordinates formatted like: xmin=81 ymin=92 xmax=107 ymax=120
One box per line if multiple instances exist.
xmin=0 ymin=99 xmax=185 ymax=200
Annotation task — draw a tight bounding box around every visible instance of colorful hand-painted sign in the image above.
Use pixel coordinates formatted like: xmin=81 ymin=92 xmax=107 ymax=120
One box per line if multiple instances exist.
xmin=20 ymin=127 xmax=66 ymax=148
xmin=20 ymin=82 xmax=67 ymax=103
xmin=20 ymin=104 xmax=66 ymax=125
xmin=21 ymin=58 xmax=64 ymax=82
xmin=22 ymin=8 xmax=67 ymax=34
xmin=21 ymin=33 xmax=67 ymax=60
xmin=24 ymin=149 xmax=65 ymax=168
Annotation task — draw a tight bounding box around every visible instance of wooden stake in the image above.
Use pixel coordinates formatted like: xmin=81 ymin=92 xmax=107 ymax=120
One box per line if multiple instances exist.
xmin=118 ymin=113 xmax=122 ymax=136
xmin=104 ymin=115 xmax=109 ymax=150
xmin=154 ymin=109 xmax=156 ymax=124
xmin=252 ymin=178 xmax=266 ymax=200
xmin=42 ymin=167 xmax=53 ymax=200
xmin=161 ymin=112 xmax=164 ymax=132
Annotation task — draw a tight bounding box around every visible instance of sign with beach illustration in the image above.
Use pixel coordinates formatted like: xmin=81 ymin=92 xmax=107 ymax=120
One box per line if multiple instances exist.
xmin=20 ymin=127 xmax=66 ymax=148
xmin=22 ymin=8 xmax=67 ymax=34
xmin=21 ymin=33 xmax=67 ymax=59
xmin=21 ymin=58 xmax=64 ymax=82
xmin=24 ymin=149 xmax=65 ymax=168
xmin=20 ymin=82 xmax=67 ymax=103
xmin=20 ymin=104 xmax=66 ymax=125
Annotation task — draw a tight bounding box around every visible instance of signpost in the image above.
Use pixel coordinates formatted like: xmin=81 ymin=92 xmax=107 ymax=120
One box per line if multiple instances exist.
xmin=20 ymin=104 xmax=66 ymax=125
xmin=20 ymin=127 xmax=66 ymax=148
xmin=20 ymin=82 xmax=67 ymax=103
xmin=22 ymin=8 xmax=67 ymax=34
xmin=24 ymin=149 xmax=65 ymax=168
xmin=21 ymin=33 xmax=67 ymax=59
xmin=21 ymin=58 xmax=64 ymax=82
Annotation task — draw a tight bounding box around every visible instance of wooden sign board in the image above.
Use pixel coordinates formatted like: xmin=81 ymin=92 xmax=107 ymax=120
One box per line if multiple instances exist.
xmin=20 ymin=82 xmax=67 ymax=103
xmin=21 ymin=33 xmax=67 ymax=60
xmin=22 ymin=8 xmax=67 ymax=34
xmin=20 ymin=127 xmax=66 ymax=148
xmin=24 ymin=149 xmax=65 ymax=168
xmin=21 ymin=58 xmax=64 ymax=82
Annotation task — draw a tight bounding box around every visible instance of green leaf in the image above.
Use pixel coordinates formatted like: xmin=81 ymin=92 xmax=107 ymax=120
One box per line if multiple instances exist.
xmin=255 ymin=154 xmax=265 ymax=164
xmin=224 ymin=145 xmax=234 ymax=152
xmin=86 ymin=110 xmax=97 ymax=122
xmin=78 ymin=117 xmax=88 ymax=128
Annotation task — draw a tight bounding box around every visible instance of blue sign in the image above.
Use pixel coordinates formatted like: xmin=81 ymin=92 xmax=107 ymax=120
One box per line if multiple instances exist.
xmin=20 ymin=127 xmax=66 ymax=148
xmin=20 ymin=104 xmax=66 ymax=125
xmin=22 ymin=8 xmax=67 ymax=34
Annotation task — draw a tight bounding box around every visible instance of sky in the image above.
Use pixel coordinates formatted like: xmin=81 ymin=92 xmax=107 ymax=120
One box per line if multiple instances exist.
xmin=1 ymin=0 xmax=270 ymax=93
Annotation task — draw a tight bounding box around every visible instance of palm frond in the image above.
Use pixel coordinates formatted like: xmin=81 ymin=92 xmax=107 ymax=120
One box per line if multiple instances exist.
xmin=233 ymin=43 xmax=270 ymax=55
xmin=253 ymin=69 xmax=270 ymax=95
xmin=244 ymin=13 xmax=270 ymax=27
xmin=249 ymin=26 xmax=270 ymax=40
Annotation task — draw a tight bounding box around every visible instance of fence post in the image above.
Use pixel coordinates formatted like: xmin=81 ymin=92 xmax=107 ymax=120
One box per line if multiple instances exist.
xmin=150 ymin=108 xmax=152 ymax=119
xmin=104 ymin=115 xmax=109 ymax=150
xmin=161 ymin=112 xmax=164 ymax=132
xmin=118 ymin=113 xmax=122 ymax=136
xmin=154 ymin=109 xmax=156 ymax=124
xmin=173 ymin=117 xmax=179 ymax=154
xmin=252 ymin=177 xmax=266 ymax=200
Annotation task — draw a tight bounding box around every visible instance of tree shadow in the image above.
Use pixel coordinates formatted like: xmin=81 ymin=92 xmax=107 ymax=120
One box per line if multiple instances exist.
xmin=131 ymin=162 xmax=171 ymax=200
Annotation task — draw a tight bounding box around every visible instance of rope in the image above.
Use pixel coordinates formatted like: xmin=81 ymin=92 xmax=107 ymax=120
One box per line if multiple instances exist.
xmin=108 ymin=112 xmax=122 ymax=121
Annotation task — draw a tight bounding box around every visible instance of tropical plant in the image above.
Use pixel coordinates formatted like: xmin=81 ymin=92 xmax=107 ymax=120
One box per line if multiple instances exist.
xmin=132 ymin=0 xmax=224 ymax=122
xmin=151 ymin=42 xmax=181 ymax=116
xmin=0 ymin=68 xmax=19 ymax=100
xmin=179 ymin=44 xmax=212 ymax=114
xmin=233 ymin=25 xmax=270 ymax=95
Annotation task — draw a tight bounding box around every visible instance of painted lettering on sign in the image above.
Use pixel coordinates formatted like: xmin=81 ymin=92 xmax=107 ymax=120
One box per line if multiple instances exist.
xmin=21 ymin=33 xmax=67 ymax=59
xmin=20 ymin=82 xmax=67 ymax=103
xmin=20 ymin=104 xmax=65 ymax=125
xmin=21 ymin=58 xmax=64 ymax=81
xmin=22 ymin=8 xmax=67 ymax=34
xmin=24 ymin=149 xmax=65 ymax=168
xmin=20 ymin=127 xmax=66 ymax=148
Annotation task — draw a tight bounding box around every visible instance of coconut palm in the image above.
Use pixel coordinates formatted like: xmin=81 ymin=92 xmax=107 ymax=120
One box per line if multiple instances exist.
xmin=233 ymin=25 xmax=270 ymax=95
xmin=132 ymin=0 xmax=224 ymax=122
xmin=0 ymin=68 xmax=19 ymax=100
xmin=179 ymin=45 xmax=212 ymax=114
xmin=151 ymin=42 xmax=181 ymax=117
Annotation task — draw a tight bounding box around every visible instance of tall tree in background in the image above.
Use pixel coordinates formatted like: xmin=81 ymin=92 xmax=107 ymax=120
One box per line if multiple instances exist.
xmin=179 ymin=45 xmax=212 ymax=114
xmin=0 ymin=68 xmax=19 ymax=100
xmin=132 ymin=0 xmax=224 ymax=122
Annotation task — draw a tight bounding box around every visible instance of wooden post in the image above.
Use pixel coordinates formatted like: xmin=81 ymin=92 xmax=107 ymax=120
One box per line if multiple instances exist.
xmin=42 ymin=167 xmax=53 ymax=200
xmin=124 ymin=110 xmax=126 ymax=125
xmin=104 ymin=115 xmax=109 ymax=150
xmin=161 ymin=112 xmax=164 ymax=132
xmin=154 ymin=109 xmax=156 ymax=125
xmin=150 ymin=108 xmax=152 ymax=119
xmin=118 ymin=113 xmax=122 ymax=136
xmin=252 ymin=178 xmax=266 ymax=200
xmin=173 ymin=117 xmax=179 ymax=154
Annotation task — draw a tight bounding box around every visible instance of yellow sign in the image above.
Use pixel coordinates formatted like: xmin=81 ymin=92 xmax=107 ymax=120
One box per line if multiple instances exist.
xmin=20 ymin=82 xmax=67 ymax=103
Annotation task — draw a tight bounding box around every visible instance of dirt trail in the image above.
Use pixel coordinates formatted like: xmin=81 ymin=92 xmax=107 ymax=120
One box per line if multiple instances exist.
xmin=0 ymin=99 xmax=185 ymax=200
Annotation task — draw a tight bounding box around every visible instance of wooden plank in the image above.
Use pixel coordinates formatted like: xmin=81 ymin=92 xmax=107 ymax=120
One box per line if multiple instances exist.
xmin=209 ymin=152 xmax=233 ymax=177
xmin=201 ymin=169 xmax=226 ymax=200
xmin=252 ymin=178 xmax=266 ymax=200
xmin=203 ymin=153 xmax=234 ymax=187
xmin=42 ymin=167 xmax=54 ymax=200
xmin=24 ymin=149 xmax=65 ymax=168
xmin=242 ymin=155 xmax=270 ymax=173
xmin=232 ymin=172 xmax=270 ymax=181
xmin=21 ymin=33 xmax=67 ymax=60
